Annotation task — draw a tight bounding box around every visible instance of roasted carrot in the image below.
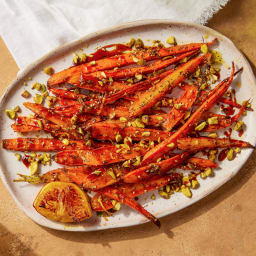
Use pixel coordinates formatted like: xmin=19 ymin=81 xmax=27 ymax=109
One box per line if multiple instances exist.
xmin=129 ymin=54 xmax=209 ymax=117
xmin=48 ymin=39 xmax=216 ymax=87
xmin=42 ymin=165 xmax=127 ymax=190
xmin=90 ymin=120 xmax=172 ymax=142
xmin=91 ymin=173 xmax=182 ymax=211
xmin=142 ymin=63 xmax=235 ymax=165
xmin=123 ymin=152 xmax=191 ymax=183
xmin=186 ymin=157 xmax=218 ymax=169
xmin=24 ymin=102 xmax=73 ymax=128
xmin=55 ymin=145 xmax=147 ymax=166
xmin=99 ymin=187 xmax=161 ymax=227
xmin=1 ymin=138 xmax=93 ymax=152
xmin=83 ymin=50 xmax=198 ymax=80
xmin=163 ymin=84 xmax=198 ymax=131
xmin=177 ymin=137 xmax=253 ymax=151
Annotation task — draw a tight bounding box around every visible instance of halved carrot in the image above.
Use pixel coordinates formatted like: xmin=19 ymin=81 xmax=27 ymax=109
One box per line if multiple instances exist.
xmin=90 ymin=120 xmax=172 ymax=142
xmin=42 ymin=165 xmax=127 ymax=190
xmin=163 ymin=84 xmax=198 ymax=131
xmin=48 ymin=39 xmax=216 ymax=87
xmin=91 ymin=173 xmax=182 ymax=211
xmin=186 ymin=157 xmax=218 ymax=169
xmin=83 ymin=50 xmax=198 ymax=80
xmin=2 ymin=138 xmax=93 ymax=152
xmin=177 ymin=137 xmax=253 ymax=151
xmin=142 ymin=63 xmax=235 ymax=165
xmin=123 ymin=152 xmax=191 ymax=183
xmin=129 ymin=53 xmax=209 ymax=117
xmin=99 ymin=187 xmax=161 ymax=227
xmin=55 ymin=145 xmax=147 ymax=166
xmin=23 ymin=102 xmax=72 ymax=128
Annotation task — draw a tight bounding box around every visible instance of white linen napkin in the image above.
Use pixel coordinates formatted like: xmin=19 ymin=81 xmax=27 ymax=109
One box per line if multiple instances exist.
xmin=0 ymin=0 xmax=229 ymax=69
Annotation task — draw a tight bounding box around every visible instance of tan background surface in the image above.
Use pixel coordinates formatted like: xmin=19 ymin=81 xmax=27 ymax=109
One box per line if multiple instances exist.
xmin=0 ymin=0 xmax=256 ymax=255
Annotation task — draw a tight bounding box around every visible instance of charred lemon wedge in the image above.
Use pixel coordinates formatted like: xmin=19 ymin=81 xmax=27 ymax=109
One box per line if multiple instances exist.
xmin=33 ymin=182 xmax=92 ymax=223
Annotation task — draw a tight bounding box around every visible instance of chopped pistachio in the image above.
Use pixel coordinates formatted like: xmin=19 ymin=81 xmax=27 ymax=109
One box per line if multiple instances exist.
xmin=137 ymin=59 xmax=146 ymax=66
xmin=142 ymin=131 xmax=150 ymax=137
xmin=166 ymin=36 xmax=176 ymax=45
xmin=205 ymin=167 xmax=213 ymax=176
xmin=21 ymin=90 xmax=31 ymax=98
xmin=134 ymin=38 xmax=144 ymax=48
xmin=227 ymin=149 xmax=234 ymax=161
xmin=32 ymin=82 xmax=41 ymax=91
xmin=80 ymin=53 xmax=87 ymax=62
xmin=184 ymin=111 xmax=191 ymax=120
xmin=92 ymin=170 xmax=101 ymax=176
xmin=181 ymin=187 xmax=192 ymax=198
xmin=135 ymin=74 xmax=143 ymax=81
xmin=73 ymin=53 xmax=79 ymax=64
xmin=33 ymin=94 xmax=44 ymax=104
xmin=127 ymin=38 xmax=135 ymax=48
xmin=199 ymin=83 xmax=207 ymax=90
xmin=90 ymin=60 xmax=96 ymax=66
xmin=13 ymin=106 xmax=20 ymax=112
xmin=167 ymin=142 xmax=175 ymax=148
xmin=122 ymin=160 xmax=130 ymax=168
xmin=23 ymin=81 xmax=27 ymax=86
xmin=134 ymin=118 xmax=145 ymax=128
xmin=165 ymin=185 xmax=171 ymax=193
xmin=132 ymin=56 xmax=139 ymax=63
xmin=195 ymin=68 xmax=201 ymax=77
xmin=151 ymin=194 xmax=156 ymax=200
xmin=201 ymin=172 xmax=207 ymax=179
xmin=141 ymin=115 xmax=149 ymax=124
xmin=113 ymin=201 xmax=121 ymax=211
xmin=43 ymin=66 xmax=54 ymax=76
xmin=207 ymin=116 xmax=218 ymax=125
xmin=200 ymin=44 xmax=208 ymax=54
xmin=39 ymin=84 xmax=46 ymax=93
xmin=30 ymin=161 xmax=39 ymax=176
xmin=37 ymin=120 xmax=43 ymax=129
xmin=156 ymin=116 xmax=163 ymax=121
xmin=5 ymin=109 xmax=16 ymax=119
xmin=234 ymin=121 xmax=244 ymax=131
xmin=156 ymin=158 xmax=162 ymax=163
xmin=168 ymin=99 xmax=173 ymax=105
xmin=191 ymin=179 xmax=199 ymax=189
xmin=133 ymin=156 xmax=141 ymax=166
xmin=119 ymin=117 xmax=127 ymax=122
xmin=14 ymin=174 xmax=42 ymax=184
xmin=46 ymin=96 xmax=56 ymax=107
xmin=182 ymin=176 xmax=191 ymax=186
xmin=235 ymin=147 xmax=241 ymax=153
xmin=174 ymin=103 xmax=183 ymax=109
xmin=124 ymin=137 xmax=132 ymax=144
xmin=208 ymin=132 xmax=218 ymax=138
xmin=85 ymin=140 xmax=92 ymax=146
xmin=62 ymin=138 xmax=69 ymax=145
xmin=14 ymin=153 xmax=21 ymax=161
xmin=41 ymin=153 xmax=51 ymax=165
xmin=195 ymin=121 xmax=207 ymax=131
xmin=158 ymin=190 xmax=170 ymax=199
xmin=115 ymin=134 xmax=122 ymax=143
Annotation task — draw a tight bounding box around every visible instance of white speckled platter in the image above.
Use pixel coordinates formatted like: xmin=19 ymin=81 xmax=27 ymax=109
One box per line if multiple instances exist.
xmin=0 ymin=20 xmax=255 ymax=232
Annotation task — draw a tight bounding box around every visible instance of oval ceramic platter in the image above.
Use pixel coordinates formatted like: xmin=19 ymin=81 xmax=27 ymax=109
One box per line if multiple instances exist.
xmin=0 ymin=20 xmax=256 ymax=232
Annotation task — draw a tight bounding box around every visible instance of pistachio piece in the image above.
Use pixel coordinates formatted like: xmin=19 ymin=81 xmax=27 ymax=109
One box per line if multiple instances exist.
xmin=21 ymin=90 xmax=31 ymax=98
xmin=43 ymin=66 xmax=54 ymax=76
xmin=166 ymin=36 xmax=176 ymax=45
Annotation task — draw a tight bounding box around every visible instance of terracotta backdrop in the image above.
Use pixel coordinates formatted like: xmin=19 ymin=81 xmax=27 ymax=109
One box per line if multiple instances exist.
xmin=0 ymin=0 xmax=255 ymax=255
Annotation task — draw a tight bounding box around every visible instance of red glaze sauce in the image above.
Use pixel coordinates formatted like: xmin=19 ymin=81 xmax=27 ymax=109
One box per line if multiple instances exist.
xmin=22 ymin=155 xmax=30 ymax=168
xmin=224 ymin=128 xmax=232 ymax=138
xmin=218 ymin=149 xmax=228 ymax=162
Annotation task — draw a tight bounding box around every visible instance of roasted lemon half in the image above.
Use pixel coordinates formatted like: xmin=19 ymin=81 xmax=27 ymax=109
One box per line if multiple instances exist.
xmin=33 ymin=182 xmax=92 ymax=223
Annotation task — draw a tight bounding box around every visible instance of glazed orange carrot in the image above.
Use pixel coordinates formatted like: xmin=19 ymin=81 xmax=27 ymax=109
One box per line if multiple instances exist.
xmin=90 ymin=120 xmax=172 ymax=142
xmin=42 ymin=165 xmax=127 ymax=190
xmin=163 ymin=84 xmax=198 ymax=131
xmin=129 ymin=53 xmax=209 ymax=117
xmin=48 ymin=39 xmax=216 ymax=87
xmin=23 ymin=102 xmax=72 ymax=128
xmin=99 ymin=187 xmax=161 ymax=227
xmin=50 ymin=88 xmax=89 ymax=100
xmin=1 ymin=138 xmax=93 ymax=152
xmin=142 ymin=63 xmax=235 ymax=165
xmin=105 ymin=70 xmax=174 ymax=104
xmin=177 ymin=137 xmax=253 ymax=151
xmin=186 ymin=157 xmax=218 ymax=169
xmin=123 ymin=152 xmax=191 ymax=183
xmin=83 ymin=50 xmax=198 ymax=80
xmin=55 ymin=145 xmax=147 ymax=166
xmin=91 ymin=172 xmax=182 ymax=211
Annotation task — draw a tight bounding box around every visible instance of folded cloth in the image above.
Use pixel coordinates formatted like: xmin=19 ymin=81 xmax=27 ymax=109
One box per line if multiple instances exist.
xmin=0 ymin=0 xmax=229 ymax=69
